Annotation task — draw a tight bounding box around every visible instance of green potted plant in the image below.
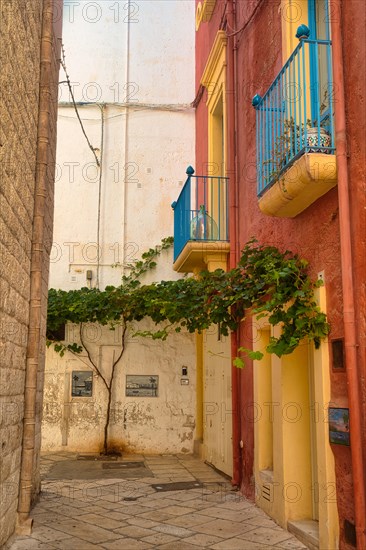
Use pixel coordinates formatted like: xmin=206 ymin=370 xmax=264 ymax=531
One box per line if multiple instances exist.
xmin=305 ymin=90 xmax=332 ymax=152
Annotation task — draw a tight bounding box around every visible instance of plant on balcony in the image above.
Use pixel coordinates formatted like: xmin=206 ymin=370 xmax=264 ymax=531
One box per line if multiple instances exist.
xmin=264 ymin=91 xmax=331 ymax=184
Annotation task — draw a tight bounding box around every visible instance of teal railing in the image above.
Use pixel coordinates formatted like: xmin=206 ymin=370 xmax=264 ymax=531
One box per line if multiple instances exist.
xmin=171 ymin=166 xmax=229 ymax=262
xmin=252 ymin=36 xmax=335 ymax=196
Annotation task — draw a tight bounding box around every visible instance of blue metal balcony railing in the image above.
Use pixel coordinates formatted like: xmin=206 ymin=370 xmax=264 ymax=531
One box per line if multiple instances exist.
xmin=252 ymin=38 xmax=335 ymax=197
xmin=171 ymin=166 xmax=229 ymax=262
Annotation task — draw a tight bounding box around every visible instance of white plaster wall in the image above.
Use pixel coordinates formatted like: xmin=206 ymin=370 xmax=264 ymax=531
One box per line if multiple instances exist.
xmin=128 ymin=1 xmax=195 ymax=104
xmin=44 ymin=0 xmax=196 ymax=454
xmin=50 ymin=104 xmax=194 ymax=291
xmin=50 ymin=0 xmax=195 ymax=291
xmin=42 ymin=322 xmax=196 ymax=454
xmin=60 ymin=1 xmax=127 ymax=104
xmin=51 ymin=106 xmax=127 ymax=290
xmin=59 ymin=0 xmax=194 ymax=104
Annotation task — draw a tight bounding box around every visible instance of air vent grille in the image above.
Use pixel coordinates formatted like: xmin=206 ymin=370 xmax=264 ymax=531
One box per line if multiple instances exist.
xmin=262 ymin=483 xmax=273 ymax=502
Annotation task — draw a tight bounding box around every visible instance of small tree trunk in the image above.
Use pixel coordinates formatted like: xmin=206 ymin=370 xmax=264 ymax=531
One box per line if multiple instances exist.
xmin=103 ymin=385 xmax=113 ymax=454
xmin=79 ymin=322 xmax=126 ymax=455
xmin=101 ymin=325 xmax=127 ymax=454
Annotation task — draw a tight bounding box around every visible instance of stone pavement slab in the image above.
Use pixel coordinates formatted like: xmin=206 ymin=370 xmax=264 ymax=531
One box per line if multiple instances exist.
xmin=6 ymin=452 xmax=307 ymax=550
xmin=237 ymin=526 xmax=294 ymax=546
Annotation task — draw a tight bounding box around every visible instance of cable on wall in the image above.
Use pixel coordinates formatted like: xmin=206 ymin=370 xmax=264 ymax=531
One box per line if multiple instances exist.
xmin=58 ymin=101 xmax=193 ymax=113
xmin=60 ymin=43 xmax=100 ymax=167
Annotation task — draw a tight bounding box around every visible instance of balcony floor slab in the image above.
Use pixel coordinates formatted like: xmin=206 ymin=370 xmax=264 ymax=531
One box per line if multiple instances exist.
xmin=258 ymin=153 xmax=337 ymax=218
xmin=173 ymin=241 xmax=230 ymax=273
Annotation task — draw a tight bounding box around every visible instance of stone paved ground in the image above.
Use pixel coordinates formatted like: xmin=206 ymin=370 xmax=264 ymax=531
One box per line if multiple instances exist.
xmin=7 ymin=453 xmax=307 ymax=550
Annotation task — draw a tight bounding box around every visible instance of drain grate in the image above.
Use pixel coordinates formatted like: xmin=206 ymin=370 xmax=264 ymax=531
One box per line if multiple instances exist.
xmin=77 ymin=454 xmax=118 ymax=461
xmin=102 ymin=461 xmax=146 ymax=470
xmin=152 ymin=481 xmax=203 ymax=492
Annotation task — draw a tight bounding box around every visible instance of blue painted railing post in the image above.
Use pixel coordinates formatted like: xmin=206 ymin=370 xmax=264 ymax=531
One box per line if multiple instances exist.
xmin=184 ymin=165 xmax=194 ymax=252
xmin=252 ymin=94 xmax=262 ymax=194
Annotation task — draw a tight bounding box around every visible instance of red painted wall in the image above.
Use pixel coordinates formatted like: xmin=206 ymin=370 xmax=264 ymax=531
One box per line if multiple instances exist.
xmin=195 ymin=0 xmax=365 ymax=547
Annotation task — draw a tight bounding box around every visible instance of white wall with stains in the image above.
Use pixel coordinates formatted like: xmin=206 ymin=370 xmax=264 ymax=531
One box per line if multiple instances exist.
xmin=42 ymin=322 xmax=196 ymax=454
xmin=43 ymin=1 xmax=196 ymax=454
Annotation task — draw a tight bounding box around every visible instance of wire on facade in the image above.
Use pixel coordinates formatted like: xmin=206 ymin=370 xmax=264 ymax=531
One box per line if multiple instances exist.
xmin=60 ymin=44 xmax=100 ymax=167
xmin=226 ymin=0 xmax=266 ymax=39
xmin=58 ymin=102 xmax=193 ymax=114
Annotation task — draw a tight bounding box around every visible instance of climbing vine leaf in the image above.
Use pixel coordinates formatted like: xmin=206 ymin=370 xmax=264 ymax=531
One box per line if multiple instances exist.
xmin=47 ymin=238 xmax=330 ymax=362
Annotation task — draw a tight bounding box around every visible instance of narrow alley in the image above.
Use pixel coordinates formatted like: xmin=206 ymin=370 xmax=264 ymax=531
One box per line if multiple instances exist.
xmin=2 ymin=2 xmax=366 ymax=549
xmin=7 ymin=453 xmax=306 ymax=550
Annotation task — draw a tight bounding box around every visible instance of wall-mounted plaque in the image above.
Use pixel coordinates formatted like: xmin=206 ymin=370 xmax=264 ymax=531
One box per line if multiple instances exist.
xmin=72 ymin=371 xmax=93 ymax=397
xmin=329 ymin=407 xmax=350 ymax=446
xmin=126 ymin=375 xmax=158 ymax=397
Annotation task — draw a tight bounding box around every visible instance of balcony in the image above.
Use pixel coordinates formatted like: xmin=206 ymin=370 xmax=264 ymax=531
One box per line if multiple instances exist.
xmin=252 ymin=34 xmax=337 ymax=218
xmin=171 ymin=166 xmax=229 ymax=273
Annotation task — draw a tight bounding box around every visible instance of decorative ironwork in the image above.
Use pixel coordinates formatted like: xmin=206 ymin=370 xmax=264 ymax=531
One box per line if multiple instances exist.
xmin=172 ymin=166 xmax=229 ymax=262
xmin=252 ymin=38 xmax=335 ymax=196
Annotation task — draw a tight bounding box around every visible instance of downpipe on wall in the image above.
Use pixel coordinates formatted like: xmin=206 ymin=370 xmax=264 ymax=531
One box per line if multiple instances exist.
xmin=331 ymin=1 xmax=366 ymax=548
xmin=122 ymin=0 xmax=131 ymax=277
xmin=96 ymin=104 xmax=105 ymax=289
xmin=16 ymin=0 xmax=59 ymax=533
xmin=226 ymin=0 xmax=241 ymax=488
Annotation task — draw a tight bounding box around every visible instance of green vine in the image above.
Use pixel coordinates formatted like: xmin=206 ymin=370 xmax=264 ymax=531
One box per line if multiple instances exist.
xmin=46 ymin=238 xmax=329 ymax=453
xmin=47 ymin=238 xmax=329 ymax=364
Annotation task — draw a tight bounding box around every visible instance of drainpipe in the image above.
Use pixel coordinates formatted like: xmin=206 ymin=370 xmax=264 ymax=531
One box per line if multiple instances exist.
xmin=122 ymin=0 xmax=131 ymax=276
xmin=17 ymin=0 xmax=60 ymax=532
xmin=96 ymin=104 xmax=105 ymax=289
xmin=331 ymin=2 xmax=366 ymax=548
xmin=226 ymin=0 xmax=241 ymax=487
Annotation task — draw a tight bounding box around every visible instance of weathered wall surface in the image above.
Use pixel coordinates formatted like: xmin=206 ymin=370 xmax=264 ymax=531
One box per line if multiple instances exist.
xmin=0 ymin=3 xmax=42 ymax=544
xmin=42 ymin=322 xmax=196 ymax=454
xmin=0 ymin=0 xmax=62 ymax=545
xmin=44 ymin=0 xmax=196 ymax=454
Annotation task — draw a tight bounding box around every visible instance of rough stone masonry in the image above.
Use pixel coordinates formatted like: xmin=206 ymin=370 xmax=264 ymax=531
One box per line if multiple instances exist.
xmin=0 ymin=1 xmax=62 ymax=545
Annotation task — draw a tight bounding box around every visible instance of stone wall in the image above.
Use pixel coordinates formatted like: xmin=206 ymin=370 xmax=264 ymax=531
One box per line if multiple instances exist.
xmin=0 ymin=1 xmax=62 ymax=545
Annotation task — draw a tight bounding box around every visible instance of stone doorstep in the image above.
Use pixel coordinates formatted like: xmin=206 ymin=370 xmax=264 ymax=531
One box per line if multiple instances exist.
xmin=287 ymin=519 xmax=319 ymax=550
